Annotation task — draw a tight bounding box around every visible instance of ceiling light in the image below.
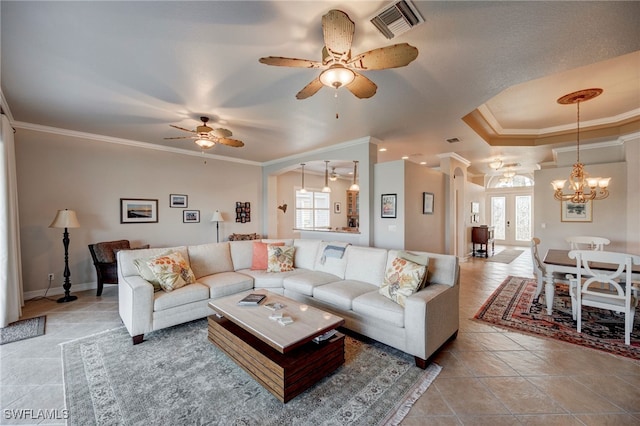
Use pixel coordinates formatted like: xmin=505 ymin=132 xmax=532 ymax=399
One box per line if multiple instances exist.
xmin=195 ymin=139 xmax=215 ymax=149
xmin=401 ymin=156 xmax=409 ymax=160
xmin=299 ymin=163 xmax=307 ymax=193
xmin=322 ymin=161 xmax=331 ymax=193
xmin=551 ymin=88 xmax=610 ymax=203
xmin=419 ymin=161 xmax=426 ymax=165
xmin=379 ymin=147 xmax=387 ymax=152
xmin=503 ymin=169 xmax=516 ymax=178
xmin=489 ymin=159 xmax=503 ymax=170
xmin=349 ymin=160 xmax=360 ymax=191
xmin=319 ymin=64 xmax=356 ymax=89
xmin=329 ymin=166 xmax=339 ymax=181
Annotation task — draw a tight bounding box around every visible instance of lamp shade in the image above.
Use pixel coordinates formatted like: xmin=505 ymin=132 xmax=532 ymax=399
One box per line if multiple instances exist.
xmin=49 ymin=209 xmax=80 ymax=229
xmin=211 ymin=210 xmax=224 ymax=222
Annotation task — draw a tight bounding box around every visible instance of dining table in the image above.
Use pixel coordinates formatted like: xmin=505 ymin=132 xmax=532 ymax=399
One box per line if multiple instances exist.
xmin=541 ymin=249 xmax=640 ymax=315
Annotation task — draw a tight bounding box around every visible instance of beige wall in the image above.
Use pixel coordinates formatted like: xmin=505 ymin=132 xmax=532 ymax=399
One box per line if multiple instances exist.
xmin=15 ymin=129 xmax=262 ymax=296
xmin=275 ymin=171 xmax=350 ymax=239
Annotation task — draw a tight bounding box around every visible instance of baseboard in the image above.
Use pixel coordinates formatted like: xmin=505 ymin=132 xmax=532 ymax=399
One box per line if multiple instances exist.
xmin=23 ymin=281 xmax=97 ymax=300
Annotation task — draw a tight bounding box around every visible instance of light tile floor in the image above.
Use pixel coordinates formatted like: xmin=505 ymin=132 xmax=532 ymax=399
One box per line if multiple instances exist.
xmin=1 ymin=246 xmax=639 ymax=425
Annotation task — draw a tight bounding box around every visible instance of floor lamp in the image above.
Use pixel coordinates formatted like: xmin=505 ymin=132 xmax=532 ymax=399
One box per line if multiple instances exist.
xmin=49 ymin=209 xmax=81 ymax=303
xmin=211 ymin=210 xmax=224 ymax=243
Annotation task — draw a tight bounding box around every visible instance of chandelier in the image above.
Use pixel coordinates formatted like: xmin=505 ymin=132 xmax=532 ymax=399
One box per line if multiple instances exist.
xmin=551 ymin=88 xmax=610 ymax=203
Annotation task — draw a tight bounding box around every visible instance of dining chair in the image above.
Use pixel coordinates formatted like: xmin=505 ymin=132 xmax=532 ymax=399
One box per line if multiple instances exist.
xmin=568 ymin=250 xmax=640 ymax=345
xmin=565 ymin=236 xmax=610 ymax=251
xmin=530 ymin=237 xmax=575 ymax=302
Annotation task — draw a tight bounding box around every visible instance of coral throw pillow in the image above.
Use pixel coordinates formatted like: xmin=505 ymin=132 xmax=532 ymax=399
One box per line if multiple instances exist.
xmin=267 ymin=245 xmax=295 ymax=272
xmin=379 ymin=257 xmax=426 ymax=307
xmin=145 ymin=251 xmax=196 ymax=292
xmin=251 ymin=241 xmax=284 ymax=270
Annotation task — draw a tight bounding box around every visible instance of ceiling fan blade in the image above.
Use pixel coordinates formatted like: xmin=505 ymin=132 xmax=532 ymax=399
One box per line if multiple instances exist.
xmin=322 ymin=9 xmax=354 ymax=60
xmin=296 ymin=77 xmax=324 ymax=99
xmin=169 ymin=124 xmax=196 ymax=133
xmin=211 ymin=128 xmax=232 ymax=138
xmin=346 ymin=72 xmax=377 ymax=99
xmin=259 ymin=56 xmax=322 ymax=68
xmin=164 ymin=136 xmax=194 ymax=140
xmin=348 ymin=43 xmax=419 ymax=70
xmin=217 ymin=138 xmax=244 ymax=148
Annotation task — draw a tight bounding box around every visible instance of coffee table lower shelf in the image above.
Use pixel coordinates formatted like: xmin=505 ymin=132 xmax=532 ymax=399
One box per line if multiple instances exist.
xmin=207 ymin=314 xmax=345 ymax=403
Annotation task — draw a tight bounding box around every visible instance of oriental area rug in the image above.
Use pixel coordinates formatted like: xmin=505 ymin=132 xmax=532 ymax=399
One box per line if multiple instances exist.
xmin=0 ymin=316 xmax=46 ymax=345
xmin=475 ymin=276 xmax=640 ymax=360
xmin=62 ymin=319 xmax=441 ymax=425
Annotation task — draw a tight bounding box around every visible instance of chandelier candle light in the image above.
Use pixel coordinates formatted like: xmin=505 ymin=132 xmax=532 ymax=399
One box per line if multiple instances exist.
xmin=551 ymin=88 xmax=610 ymax=203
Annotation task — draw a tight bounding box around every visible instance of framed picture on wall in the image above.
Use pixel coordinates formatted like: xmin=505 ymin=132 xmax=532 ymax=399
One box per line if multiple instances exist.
xmin=334 ymin=202 xmax=341 ymax=214
xmin=170 ymin=194 xmax=188 ymax=208
xmin=423 ymin=192 xmax=434 ymax=214
xmin=183 ymin=210 xmax=200 ymax=223
xmin=561 ymin=200 xmax=592 ymax=222
xmin=381 ymin=194 xmax=397 ymax=218
xmin=120 ymin=198 xmax=158 ymax=224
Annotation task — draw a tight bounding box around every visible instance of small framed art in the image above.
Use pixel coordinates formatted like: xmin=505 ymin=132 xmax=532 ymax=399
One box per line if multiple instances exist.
xmin=423 ymin=192 xmax=434 ymax=214
xmin=120 ymin=198 xmax=158 ymax=224
xmin=381 ymin=194 xmax=397 ymax=218
xmin=170 ymin=194 xmax=188 ymax=208
xmin=561 ymin=200 xmax=592 ymax=222
xmin=183 ymin=210 xmax=200 ymax=223
xmin=334 ymin=202 xmax=341 ymax=214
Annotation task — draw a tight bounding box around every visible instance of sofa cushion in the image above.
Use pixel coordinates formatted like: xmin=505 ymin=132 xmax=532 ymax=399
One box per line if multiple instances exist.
xmin=133 ymin=249 xmax=173 ymax=291
xmin=344 ymin=246 xmax=388 ymax=286
xmin=352 ymin=291 xmax=405 ymax=328
xmin=229 ymin=241 xmax=254 ymax=271
xmin=267 ymin=245 xmax=295 ymax=272
xmin=251 ymin=241 xmax=285 ymax=270
xmin=312 ymin=280 xmax=378 ymax=311
xmin=119 ymin=246 xmax=189 ymax=278
xmin=262 ymin=238 xmax=294 ymax=246
xmin=399 ymin=250 xmax=429 ymax=289
xmin=293 ymin=239 xmax=321 ymax=270
xmin=379 ymin=257 xmax=426 ymax=307
xmin=313 ymin=242 xmax=349 ymax=279
xmin=239 ymin=268 xmax=306 ymax=289
xmin=198 ymin=271 xmax=254 ymax=299
xmin=187 ymin=242 xmax=234 ymax=279
xmin=153 ymin=282 xmax=209 ymax=311
xmin=146 ymin=251 xmax=197 ymax=292
xmin=283 ymin=271 xmax=342 ymax=296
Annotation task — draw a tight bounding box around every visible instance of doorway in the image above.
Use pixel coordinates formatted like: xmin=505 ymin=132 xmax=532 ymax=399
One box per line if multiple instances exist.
xmin=489 ymin=192 xmax=532 ymax=245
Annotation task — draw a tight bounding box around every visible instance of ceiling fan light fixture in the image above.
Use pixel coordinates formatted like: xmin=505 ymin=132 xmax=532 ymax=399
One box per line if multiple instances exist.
xmin=195 ymin=138 xmax=215 ymax=149
xmin=319 ymin=64 xmax=355 ymax=89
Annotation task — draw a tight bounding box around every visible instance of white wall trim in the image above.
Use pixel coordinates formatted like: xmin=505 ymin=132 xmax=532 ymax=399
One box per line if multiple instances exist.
xmin=13 ymin=121 xmax=262 ymax=166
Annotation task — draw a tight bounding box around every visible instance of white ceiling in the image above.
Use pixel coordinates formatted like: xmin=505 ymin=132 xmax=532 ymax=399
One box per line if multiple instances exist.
xmin=2 ymin=1 xmax=639 ymax=176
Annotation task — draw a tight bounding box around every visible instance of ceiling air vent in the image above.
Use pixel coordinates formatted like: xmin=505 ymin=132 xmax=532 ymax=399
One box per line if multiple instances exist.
xmin=446 ymin=137 xmax=461 ymax=144
xmin=370 ymin=0 xmax=424 ymax=40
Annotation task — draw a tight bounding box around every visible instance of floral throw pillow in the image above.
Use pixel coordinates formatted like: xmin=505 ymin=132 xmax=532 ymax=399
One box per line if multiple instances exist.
xmin=145 ymin=251 xmax=196 ymax=292
xmin=379 ymin=257 xmax=426 ymax=307
xmin=267 ymin=245 xmax=295 ymax=272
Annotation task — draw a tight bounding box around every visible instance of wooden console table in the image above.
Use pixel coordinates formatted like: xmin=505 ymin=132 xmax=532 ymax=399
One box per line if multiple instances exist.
xmin=472 ymin=226 xmax=494 ymax=258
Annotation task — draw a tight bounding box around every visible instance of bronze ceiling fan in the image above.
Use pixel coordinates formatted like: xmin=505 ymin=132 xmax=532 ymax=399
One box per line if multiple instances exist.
xmin=165 ymin=116 xmax=244 ymax=149
xmin=259 ymin=9 xmax=419 ymax=99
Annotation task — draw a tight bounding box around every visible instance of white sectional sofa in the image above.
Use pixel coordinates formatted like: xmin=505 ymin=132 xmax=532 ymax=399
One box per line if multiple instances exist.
xmin=117 ymin=239 xmax=459 ymax=368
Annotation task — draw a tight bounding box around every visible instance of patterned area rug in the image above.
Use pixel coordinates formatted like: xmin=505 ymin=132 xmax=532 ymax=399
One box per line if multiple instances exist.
xmin=483 ymin=249 xmax=524 ymax=264
xmin=0 ymin=316 xmax=46 ymax=345
xmin=475 ymin=276 xmax=640 ymax=359
xmin=62 ymin=319 xmax=441 ymax=425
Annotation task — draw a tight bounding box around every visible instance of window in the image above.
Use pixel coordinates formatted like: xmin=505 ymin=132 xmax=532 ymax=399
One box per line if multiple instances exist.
xmin=295 ymin=190 xmax=330 ymax=229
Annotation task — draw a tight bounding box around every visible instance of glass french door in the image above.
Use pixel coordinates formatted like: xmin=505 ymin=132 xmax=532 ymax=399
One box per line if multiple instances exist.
xmin=490 ymin=194 xmax=532 ymax=245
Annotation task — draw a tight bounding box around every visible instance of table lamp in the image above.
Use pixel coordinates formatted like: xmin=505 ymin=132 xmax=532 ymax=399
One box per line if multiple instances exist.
xmin=49 ymin=209 xmax=81 ymax=303
xmin=211 ymin=210 xmax=224 ymax=243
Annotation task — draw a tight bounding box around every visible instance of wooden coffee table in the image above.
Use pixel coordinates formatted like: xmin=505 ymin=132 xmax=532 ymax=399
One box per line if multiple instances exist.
xmin=207 ymin=289 xmax=345 ymax=403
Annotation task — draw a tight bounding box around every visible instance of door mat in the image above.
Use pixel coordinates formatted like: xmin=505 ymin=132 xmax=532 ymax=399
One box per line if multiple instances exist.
xmin=484 ymin=249 xmax=524 ymax=264
xmin=0 ymin=316 xmax=46 ymax=345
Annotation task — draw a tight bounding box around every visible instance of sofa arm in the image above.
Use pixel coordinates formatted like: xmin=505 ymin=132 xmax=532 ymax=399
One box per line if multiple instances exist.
xmin=118 ymin=275 xmax=155 ymax=338
xmin=404 ymin=283 xmax=459 ymax=360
